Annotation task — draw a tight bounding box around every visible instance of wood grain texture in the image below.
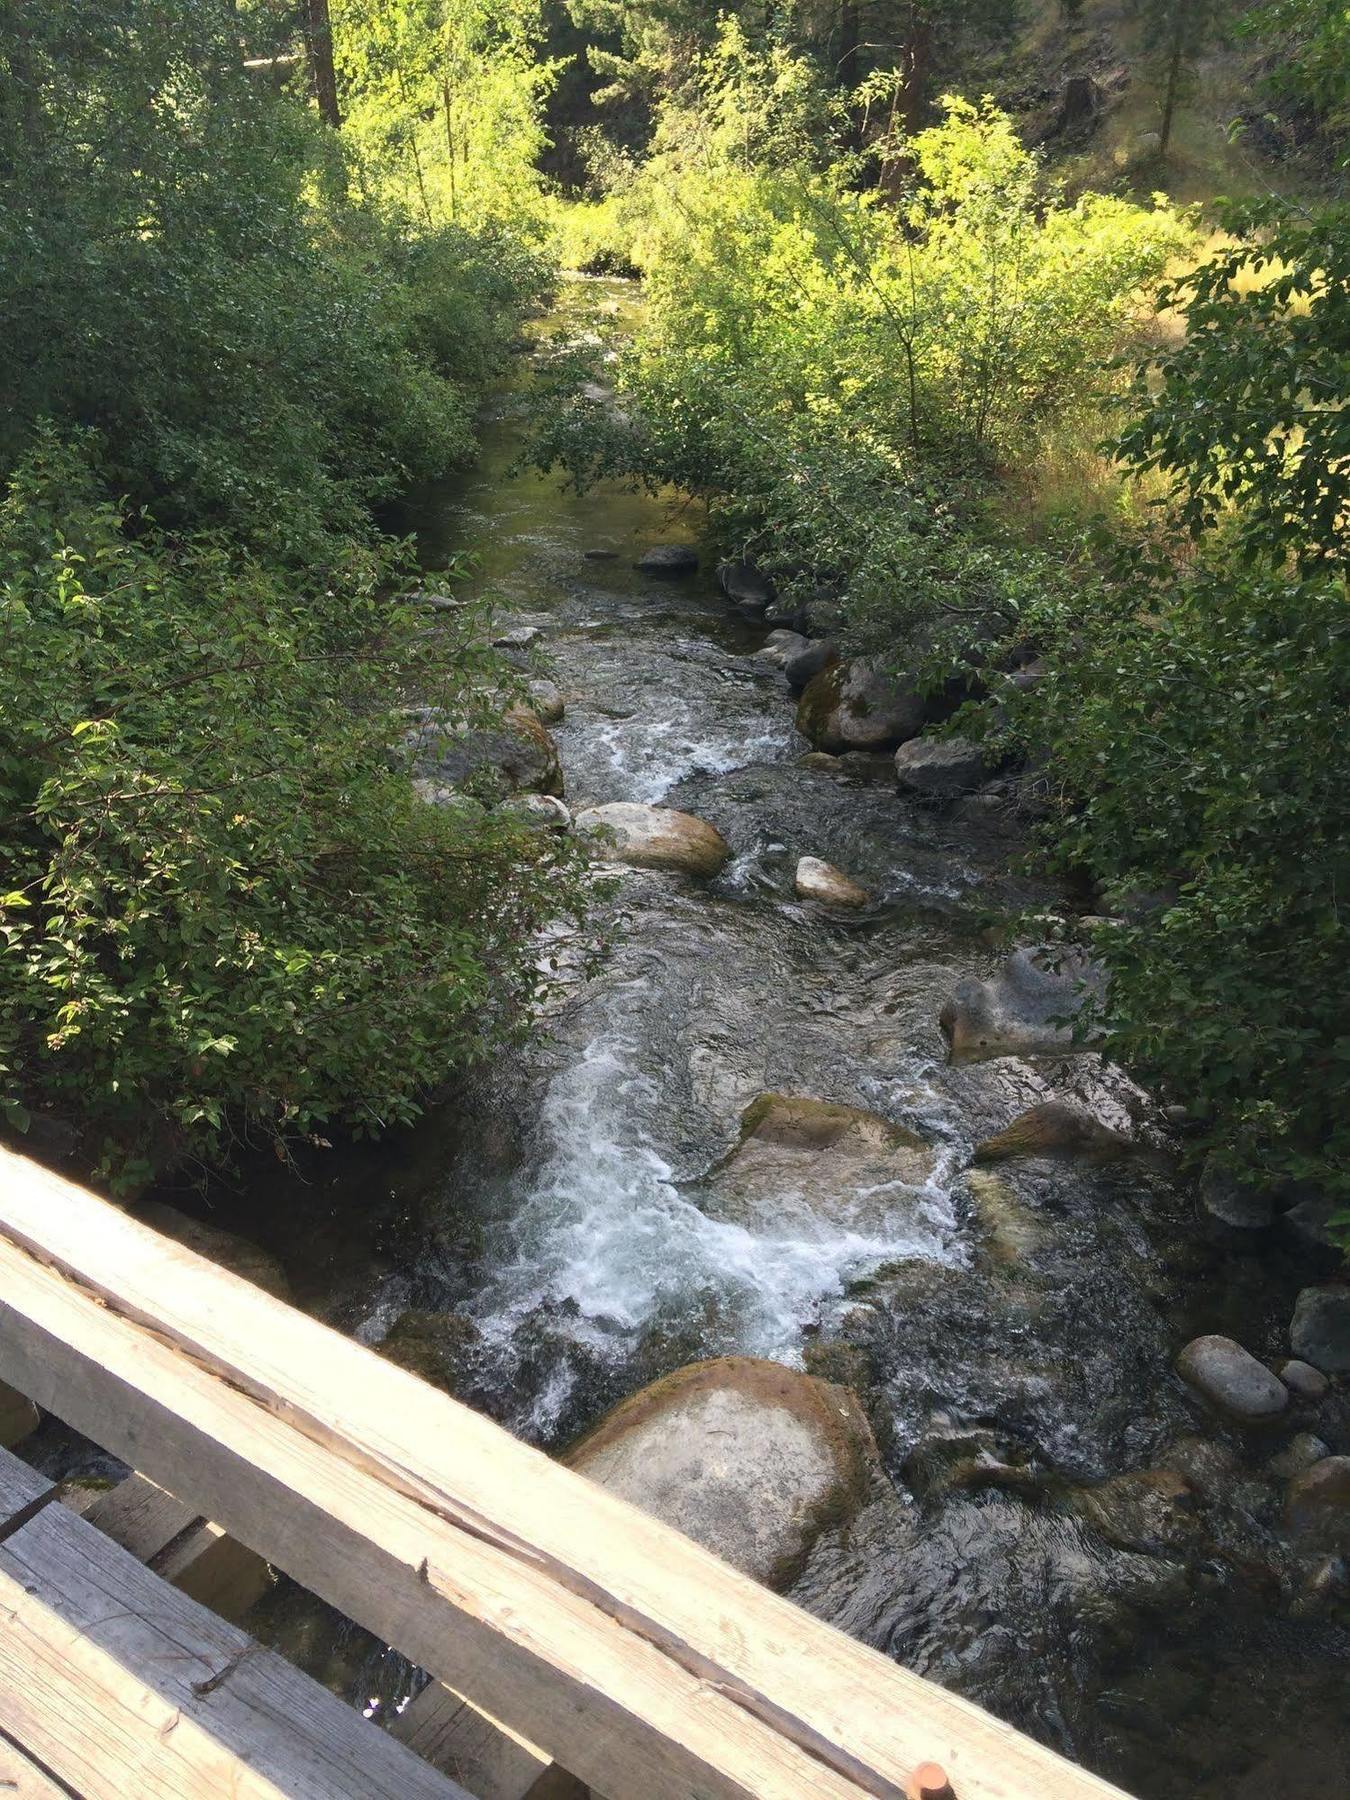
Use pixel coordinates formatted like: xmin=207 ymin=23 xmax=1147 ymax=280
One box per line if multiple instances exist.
xmin=393 ymin=1681 xmax=585 ymax=1800
xmin=84 ymin=1474 xmax=272 ymax=1621
xmin=0 ymin=1447 xmax=468 ymax=1800
xmin=0 ymin=1147 xmax=1134 ymax=1800
xmin=0 ymin=1732 xmax=75 ymax=1798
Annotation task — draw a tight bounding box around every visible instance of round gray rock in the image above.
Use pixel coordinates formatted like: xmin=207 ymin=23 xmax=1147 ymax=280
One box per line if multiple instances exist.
xmin=565 ymin=1356 xmax=879 ymax=1587
xmin=1277 ymin=1359 xmax=1330 ymax=1401
xmin=717 ymin=559 xmax=774 ymax=609
xmin=1176 ymin=1334 xmax=1288 ymax=1423
xmin=796 ymin=660 xmax=927 ymax=753
xmin=1199 ymin=1157 xmax=1276 ymax=1229
xmin=894 ymin=735 xmax=990 ymax=801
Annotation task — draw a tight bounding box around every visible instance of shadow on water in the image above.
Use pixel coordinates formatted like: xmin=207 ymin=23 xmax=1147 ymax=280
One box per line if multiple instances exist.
xmin=131 ymin=277 xmax=1346 ymax=1793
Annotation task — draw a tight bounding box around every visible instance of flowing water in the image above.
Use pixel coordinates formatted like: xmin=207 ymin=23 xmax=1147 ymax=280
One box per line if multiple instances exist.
xmin=136 ymin=279 xmax=1348 ymax=1795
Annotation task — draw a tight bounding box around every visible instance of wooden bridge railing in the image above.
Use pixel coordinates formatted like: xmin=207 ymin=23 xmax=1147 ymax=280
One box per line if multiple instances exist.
xmin=0 ymin=1146 xmax=1131 ymax=1800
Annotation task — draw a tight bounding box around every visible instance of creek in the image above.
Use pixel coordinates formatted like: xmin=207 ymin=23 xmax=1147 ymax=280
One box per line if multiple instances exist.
xmin=145 ymin=279 xmax=1349 ymax=1797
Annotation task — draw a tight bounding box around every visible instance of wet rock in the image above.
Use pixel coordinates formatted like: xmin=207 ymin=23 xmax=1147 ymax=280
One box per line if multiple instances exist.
xmin=524 ymin=677 xmax=565 ymax=724
xmin=702 ymin=1094 xmax=935 ymax=1232
xmin=796 ymin=660 xmax=927 ymax=753
xmin=755 ymin=629 xmax=809 ymax=668
xmin=492 ymin=624 xmax=541 ymax=650
xmin=137 ymin=1203 xmax=290 ymax=1300
xmin=894 ymin=735 xmax=991 ymax=801
xmin=565 ymin=1356 xmax=880 ymax=1587
xmin=498 ymin=793 xmax=571 ymax=832
xmin=1176 ymin=1335 xmax=1288 ymax=1424
xmin=796 ymin=751 xmax=845 ymax=773
xmin=1277 ymin=1359 xmax=1330 ymax=1402
xmin=573 ymin=801 xmax=730 ymax=877
xmin=1283 ymin=1456 xmax=1350 ymax=1553
xmin=717 ymin=559 xmax=774 ymax=609
xmin=973 ymin=1100 xmax=1133 ymax=1165
xmin=1157 ymin=1435 xmax=1243 ymax=1501
xmin=1291 ymin=1286 xmax=1350 ymax=1374
xmin=794 ymin=856 xmax=869 ymax=909
xmin=939 ymin=945 xmax=1106 ymax=1064
xmin=903 ymin=1421 xmax=1041 ymax=1503
xmin=1199 ymin=1157 xmax=1275 ymax=1229
xmin=407 ymin=706 xmax=563 ymax=801
xmin=966 ymin=1168 xmax=1044 ymax=1267
xmin=583 ymin=547 xmax=617 ymax=561
xmin=637 ymin=544 xmax=699 ymax=577
xmin=783 ymin=639 xmax=838 ymax=694
xmin=1268 ymin=1433 xmax=1332 ymax=1481
xmin=837 ymin=752 xmax=897 ymax=785
xmin=376 ymin=1309 xmax=479 ymax=1397
xmin=1070 ymin=1469 xmax=1201 ymax=1556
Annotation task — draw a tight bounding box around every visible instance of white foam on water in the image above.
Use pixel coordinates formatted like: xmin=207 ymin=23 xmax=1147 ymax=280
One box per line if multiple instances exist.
xmin=471 ymin=1033 xmax=962 ymax=1427
xmin=582 ymin=701 xmax=796 ymax=803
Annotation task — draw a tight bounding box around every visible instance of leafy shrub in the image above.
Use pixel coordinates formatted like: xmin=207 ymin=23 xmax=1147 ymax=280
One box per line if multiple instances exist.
xmin=0 ymin=436 xmax=585 ymax=1188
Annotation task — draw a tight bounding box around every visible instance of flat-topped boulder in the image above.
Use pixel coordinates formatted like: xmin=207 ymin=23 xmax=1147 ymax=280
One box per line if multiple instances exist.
xmin=940 ymin=945 xmax=1106 ymax=1064
xmin=573 ymin=802 xmax=730 ymax=877
xmin=637 ymin=544 xmax=699 ymax=576
xmin=565 ymin=1356 xmax=879 ymax=1587
xmin=973 ymin=1100 xmax=1134 ymax=1165
xmin=701 ymin=1093 xmax=935 ymax=1230
xmin=895 ymin=735 xmax=991 ymax=801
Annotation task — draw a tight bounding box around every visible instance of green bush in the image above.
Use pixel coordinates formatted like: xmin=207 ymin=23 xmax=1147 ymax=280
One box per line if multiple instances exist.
xmin=0 ymin=1 xmax=550 ymax=559
xmin=0 ymin=436 xmax=584 ymax=1189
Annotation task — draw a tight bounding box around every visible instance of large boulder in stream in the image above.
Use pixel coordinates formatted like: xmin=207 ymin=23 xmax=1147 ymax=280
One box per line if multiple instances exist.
xmin=895 ymin=735 xmax=991 ymax=801
xmin=973 ymin=1100 xmax=1134 ymax=1165
xmin=1175 ymin=1335 xmax=1289 ymax=1424
xmin=407 ymin=705 xmax=563 ymax=802
xmin=573 ymin=802 xmax=730 ymax=877
xmin=940 ymin=945 xmax=1106 ymax=1064
xmin=1290 ymin=1285 xmax=1350 ymax=1373
xmin=796 ymin=660 xmax=927 ymax=753
xmin=137 ymin=1203 xmax=290 ymax=1301
xmin=637 ymin=544 xmax=699 ymax=577
xmin=717 ymin=559 xmax=774 ymax=610
xmin=700 ymin=1094 xmax=936 ymax=1232
xmin=565 ymin=1356 xmax=880 ymax=1587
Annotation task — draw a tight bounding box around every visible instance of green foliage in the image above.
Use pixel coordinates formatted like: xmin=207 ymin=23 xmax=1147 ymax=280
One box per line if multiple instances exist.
xmin=0 ymin=0 xmax=549 ymax=559
xmin=1014 ymin=551 xmax=1349 ymax=1228
xmin=1243 ymin=0 xmax=1350 ymax=146
xmin=0 ymin=435 xmax=584 ymax=1187
xmin=541 ymin=45 xmax=1186 ymax=662
xmin=334 ymin=0 xmax=558 ymax=232
xmin=1116 ymin=198 xmax=1350 ymax=570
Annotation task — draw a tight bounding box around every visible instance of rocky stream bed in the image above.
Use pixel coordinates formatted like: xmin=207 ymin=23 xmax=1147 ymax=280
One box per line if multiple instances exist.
xmin=34 ymin=278 xmax=1347 ymax=1798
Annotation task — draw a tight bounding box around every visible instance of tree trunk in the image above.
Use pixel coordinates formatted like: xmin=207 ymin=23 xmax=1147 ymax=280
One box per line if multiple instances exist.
xmin=304 ymin=0 xmax=341 ymax=129
xmin=901 ymin=15 xmax=932 ymax=137
xmin=1158 ymin=6 xmax=1185 ymax=156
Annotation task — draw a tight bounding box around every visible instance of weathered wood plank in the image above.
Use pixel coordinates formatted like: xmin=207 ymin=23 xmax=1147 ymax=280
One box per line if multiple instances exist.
xmin=0 ymin=1379 xmax=38 ymax=1450
xmin=83 ymin=1474 xmax=272 ymax=1621
xmin=0 ymin=1148 xmax=1133 ymax=1800
xmin=0 ymin=1732 xmax=74 ymax=1798
xmin=393 ymin=1681 xmax=585 ymax=1800
xmin=0 ymin=1447 xmax=469 ymax=1800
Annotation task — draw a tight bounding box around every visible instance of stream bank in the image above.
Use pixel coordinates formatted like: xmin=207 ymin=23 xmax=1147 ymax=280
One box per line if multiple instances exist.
xmin=121 ymin=278 xmax=1350 ymax=1797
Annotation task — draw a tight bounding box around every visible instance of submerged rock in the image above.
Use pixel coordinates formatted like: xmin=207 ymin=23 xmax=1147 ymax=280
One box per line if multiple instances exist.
xmin=717 ymin=559 xmax=774 ymax=609
xmin=407 ymin=705 xmax=563 ymax=801
xmin=1070 ymin=1468 xmax=1201 ymax=1556
xmin=1176 ymin=1335 xmax=1288 ymax=1424
xmin=1291 ymin=1286 xmax=1350 ymax=1373
xmin=793 ymin=855 xmax=869 ymax=909
xmin=973 ymin=1100 xmax=1133 ymax=1164
xmin=637 ymin=543 xmax=699 ymax=576
xmin=137 ymin=1203 xmax=290 ymax=1300
xmin=796 ymin=660 xmax=927 ymax=753
xmin=701 ymin=1094 xmax=935 ymax=1232
xmin=894 ymin=735 xmax=991 ymax=801
xmin=1283 ymin=1456 xmax=1350 ymax=1553
xmin=377 ymin=1309 xmax=479 ymax=1397
xmin=940 ymin=945 xmax=1106 ymax=1064
xmin=573 ymin=801 xmax=730 ymax=877
xmin=1268 ymin=1434 xmax=1332 ymax=1481
xmin=565 ymin=1356 xmax=879 ymax=1587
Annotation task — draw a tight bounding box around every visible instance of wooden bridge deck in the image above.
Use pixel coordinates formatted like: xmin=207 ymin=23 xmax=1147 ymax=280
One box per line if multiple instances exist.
xmin=0 ymin=1145 xmax=1134 ymax=1800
